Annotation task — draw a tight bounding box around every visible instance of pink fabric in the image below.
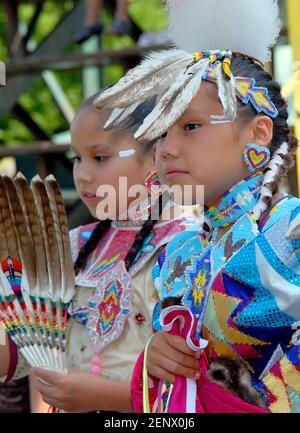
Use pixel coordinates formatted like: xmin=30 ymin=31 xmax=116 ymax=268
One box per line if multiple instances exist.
xmin=131 ymin=351 xmax=147 ymax=413
xmin=131 ymin=306 xmax=269 ymax=413
xmin=0 ymin=337 xmax=18 ymax=385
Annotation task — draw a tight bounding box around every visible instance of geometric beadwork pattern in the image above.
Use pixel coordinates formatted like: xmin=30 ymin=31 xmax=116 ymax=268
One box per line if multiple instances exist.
xmin=182 ymin=249 xmax=211 ymax=321
xmin=153 ymin=194 xmax=300 ymax=412
xmin=86 ymin=261 xmax=132 ymax=354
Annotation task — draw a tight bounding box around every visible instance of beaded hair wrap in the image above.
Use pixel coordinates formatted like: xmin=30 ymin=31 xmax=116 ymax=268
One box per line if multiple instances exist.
xmin=252 ymin=139 xmax=298 ymax=221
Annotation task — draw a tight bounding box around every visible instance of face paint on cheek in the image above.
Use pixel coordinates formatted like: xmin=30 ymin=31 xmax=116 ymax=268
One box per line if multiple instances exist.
xmin=118 ymin=149 xmax=136 ymax=158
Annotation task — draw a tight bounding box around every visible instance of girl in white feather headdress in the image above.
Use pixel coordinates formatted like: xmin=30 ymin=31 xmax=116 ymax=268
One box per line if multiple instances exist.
xmin=95 ymin=0 xmax=300 ymax=413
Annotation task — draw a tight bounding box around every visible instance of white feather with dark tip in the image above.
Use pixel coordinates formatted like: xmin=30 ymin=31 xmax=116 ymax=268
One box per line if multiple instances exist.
xmin=135 ymin=59 xmax=210 ymax=141
xmin=210 ymin=62 xmax=237 ymax=124
xmin=166 ymin=0 xmax=282 ymax=63
xmin=94 ymin=49 xmax=193 ymax=109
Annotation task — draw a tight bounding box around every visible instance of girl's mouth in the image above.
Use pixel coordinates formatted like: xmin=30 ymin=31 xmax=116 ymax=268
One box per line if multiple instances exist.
xmin=165 ymin=169 xmax=189 ymax=180
xmin=81 ymin=191 xmax=99 ymax=205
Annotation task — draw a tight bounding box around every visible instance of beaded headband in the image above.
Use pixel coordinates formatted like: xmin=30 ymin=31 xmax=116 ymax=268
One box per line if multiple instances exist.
xmin=196 ymin=51 xmax=279 ymax=119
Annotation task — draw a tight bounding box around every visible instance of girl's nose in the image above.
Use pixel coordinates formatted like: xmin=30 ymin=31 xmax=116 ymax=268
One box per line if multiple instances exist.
xmin=74 ymin=160 xmax=94 ymax=184
xmin=159 ymin=131 xmax=181 ymax=160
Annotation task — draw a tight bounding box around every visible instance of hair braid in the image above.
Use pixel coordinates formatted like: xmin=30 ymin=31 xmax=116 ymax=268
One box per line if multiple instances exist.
xmin=74 ymin=219 xmax=112 ymax=275
xmin=124 ymin=193 xmax=165 ymax=271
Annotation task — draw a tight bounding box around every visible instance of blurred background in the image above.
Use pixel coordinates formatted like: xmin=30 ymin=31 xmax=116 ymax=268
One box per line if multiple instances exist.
xmin=0 ymin=0 xmax=299 ymax=412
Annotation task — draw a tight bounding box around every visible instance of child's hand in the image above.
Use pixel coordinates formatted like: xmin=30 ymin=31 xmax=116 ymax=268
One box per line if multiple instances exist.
xmin=31 ymin=367 xmax=131 ymax=412
xmin=146 ymin=332 xmax=201 ymax=384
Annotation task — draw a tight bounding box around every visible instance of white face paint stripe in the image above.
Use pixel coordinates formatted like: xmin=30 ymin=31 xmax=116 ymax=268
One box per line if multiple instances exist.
xmin=118 ymin=149 xmax=136 ymax=158
xmin=210 ymin=119 xmax=234 ymax=125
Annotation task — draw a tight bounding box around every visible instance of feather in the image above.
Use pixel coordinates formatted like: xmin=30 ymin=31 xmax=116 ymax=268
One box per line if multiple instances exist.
xmin=210 ymin=62 xmax=237 ymax=123
xmin=44 ymin=175 xmax=73 ymax=370
xmin=2 ymin=176 xmax=37 ymax=290
xmin=31 ymin=176 xmax=63 ymax=368
xmin=31 ymin=175 xmax=61 ymax=300
xmin=0 ymin=176 xmax=19 ymax=260
xmin=94 ymin=49 xmax=193 ymax=109
xmin=103 ymin=56 xmax=195 ymax=130
xmin=13 ymin=173 xmax=49 ymax=297
xmin=104 ymin=102 xmax=140 ymax=130
xmin=0 ymin=173 xmax=72 ymax=371
xmin=43 ymin=177 xmax=65 ymax=300
xmin=2 ymin=176 xmax=51 ymax=364
xmin=166 ymin=0 xmax=282 ymax=64
xmin=44 ymin=175 xmax=74 ymax=303
xmin=135 ymin=59 xmax=210 ymax=141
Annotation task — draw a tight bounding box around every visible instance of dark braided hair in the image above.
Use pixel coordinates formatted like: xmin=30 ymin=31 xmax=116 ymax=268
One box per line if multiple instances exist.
xmin=230 ymin=54 xmax=298 ymax=219
xmin=124 ymin=193 xmax=164 ymax=271
xmin=74 ymin=219 xmax=112 ymax=275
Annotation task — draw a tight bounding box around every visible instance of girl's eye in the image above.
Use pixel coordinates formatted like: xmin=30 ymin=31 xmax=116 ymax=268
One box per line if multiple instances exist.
xmin=95 ymin=156 xmax=109 ymax=162
xmin=159 ymin=131 xmax=168 ymax=140
xmin=184 ymin=123 xmax=201 ymax=131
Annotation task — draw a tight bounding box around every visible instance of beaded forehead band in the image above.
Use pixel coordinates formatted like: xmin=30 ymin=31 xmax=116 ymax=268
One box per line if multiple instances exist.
xmin=195 ymin=50 xmax=278 ymax=119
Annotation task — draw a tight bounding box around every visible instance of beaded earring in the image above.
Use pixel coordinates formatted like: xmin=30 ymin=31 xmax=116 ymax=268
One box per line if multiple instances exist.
xmin=242 ymin=143 xmax=271 ymax=173
xmin=144 ymin=170 xmax=163 ymax=196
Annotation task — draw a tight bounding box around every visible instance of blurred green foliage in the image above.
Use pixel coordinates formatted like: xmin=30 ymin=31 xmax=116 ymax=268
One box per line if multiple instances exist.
xmin=0 ymin=0 xmax=167 ymax=145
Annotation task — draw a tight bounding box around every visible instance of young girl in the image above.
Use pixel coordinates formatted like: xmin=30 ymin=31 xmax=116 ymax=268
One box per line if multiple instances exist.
xmin=0 ymin=94 xmax=197 ymax=412
xmin=95 ymin=0 xmax=300 ymax=413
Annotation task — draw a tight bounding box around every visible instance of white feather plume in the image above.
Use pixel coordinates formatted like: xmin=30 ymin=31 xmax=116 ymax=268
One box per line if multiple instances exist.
xmin=135 ymin=59 xmax=210 ymax=141
xmin=166 ymin=0 xmax=282 ymax=63
xmin=212 ymin=63 xmax=237 ymax=123
xmin=94 ymin=49 xmax=193 ymax=109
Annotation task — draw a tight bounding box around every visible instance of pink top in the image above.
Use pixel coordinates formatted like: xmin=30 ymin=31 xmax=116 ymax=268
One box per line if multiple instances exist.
xmin=131 ymin=306 xmax=270 ymax=413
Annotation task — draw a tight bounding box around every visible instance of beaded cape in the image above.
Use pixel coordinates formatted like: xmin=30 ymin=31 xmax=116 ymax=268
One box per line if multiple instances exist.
xmin=152 ymin=197 xmax=300 ymax=412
